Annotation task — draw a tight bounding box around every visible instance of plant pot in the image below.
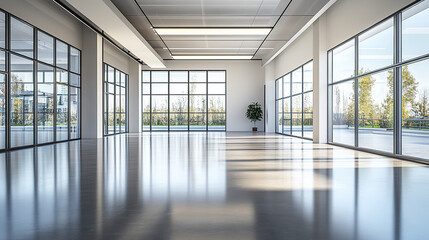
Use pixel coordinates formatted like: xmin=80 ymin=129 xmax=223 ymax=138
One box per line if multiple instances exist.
xmin=252 ymin=127 xmax=258 ymax=132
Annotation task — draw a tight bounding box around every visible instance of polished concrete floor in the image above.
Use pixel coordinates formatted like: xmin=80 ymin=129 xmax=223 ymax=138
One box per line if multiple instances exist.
xmin=1 ymin=132 xmax=429 ymax=240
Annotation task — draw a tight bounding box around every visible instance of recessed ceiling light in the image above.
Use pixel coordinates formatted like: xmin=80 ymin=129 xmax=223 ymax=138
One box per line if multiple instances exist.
xmin=172 ymin=55 xmax=253 ymax=60
xmin=164 ymin=48 xmax=274 ymax=50
xmin=154 ymin=28 xmax=271 ymax=36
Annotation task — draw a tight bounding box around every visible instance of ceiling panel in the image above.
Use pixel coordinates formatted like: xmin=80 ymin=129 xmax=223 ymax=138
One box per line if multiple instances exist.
xmin=137 ymin=0 xmax=290 ymax=16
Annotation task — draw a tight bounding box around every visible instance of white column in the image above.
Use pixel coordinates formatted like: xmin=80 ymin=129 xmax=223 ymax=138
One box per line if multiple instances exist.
xmin=264 ymin=63 xmax=276 ymax=133
xmin=313 ymin=16 xmax=328 ymax=143
xmin=81 ymin=27 xmax=103 ymax=138
xmin=128 ymin=59 xmax=142 ymax=133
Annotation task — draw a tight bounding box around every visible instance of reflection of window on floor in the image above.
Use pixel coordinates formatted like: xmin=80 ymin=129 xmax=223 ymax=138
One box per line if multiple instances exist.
xmin=142 ymin=70 xmax=226 ymax=131
xmin=327 ymin=0 xmax=429 ymax=160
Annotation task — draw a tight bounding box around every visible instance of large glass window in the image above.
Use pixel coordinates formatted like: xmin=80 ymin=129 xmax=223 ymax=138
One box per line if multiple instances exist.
xmin=0 ymin=10 xmax=81 ymax=150
xmin=103 ymin=64 xmax=128 ymax=136
xmin=142 ymin=70 xmax=226 ymax=131
xmin=275 ymin=61 xmax=313 ymax=139
xmin=328 ymin=0 xmax=429 ymax=161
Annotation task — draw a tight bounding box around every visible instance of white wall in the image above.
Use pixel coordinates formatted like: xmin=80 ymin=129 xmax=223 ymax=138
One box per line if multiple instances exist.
xmin=1 ymin=0 xmax=83 ymax=49
xmin=144 ymin=60 xmax=265 ymax=131
xmin=103 ymin=40 xmax=130 ymax=73
xmin=264 ymin=0 xmax=415 ymax=135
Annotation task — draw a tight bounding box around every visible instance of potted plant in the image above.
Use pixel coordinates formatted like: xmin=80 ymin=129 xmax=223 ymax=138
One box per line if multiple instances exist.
xmin=246 ymin=102 xmax=263 ymax=131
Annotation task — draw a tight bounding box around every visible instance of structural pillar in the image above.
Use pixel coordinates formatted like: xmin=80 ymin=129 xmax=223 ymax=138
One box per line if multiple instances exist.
xmin=81 ymin=27 xmax=103 ymax=138
xmin=128 ymin=59 xmax=142 ymax=133
xmin=313 ymin=16 xmax=328 ymax=143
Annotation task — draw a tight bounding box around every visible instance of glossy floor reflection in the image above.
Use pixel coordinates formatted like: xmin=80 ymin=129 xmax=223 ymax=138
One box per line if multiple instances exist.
xmin=1 ymin=132 xmax=429 ymax=240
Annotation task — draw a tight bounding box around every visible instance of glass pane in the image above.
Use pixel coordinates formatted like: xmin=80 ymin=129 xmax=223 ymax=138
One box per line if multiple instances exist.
xmin=291 ymin=95 xmax=302 ymax=136
xmin=70 ymin=47 xmax=80 ymax=74
xmin=37 ymin=31 xmax=54 ymax=65
xmin=208 ymin=113 xmax=225 ymax=130
xmin=332 ymin=39 xmax=355 ymax=82
xmin=190 ymin=95 xmax=206 ymax=112
xmin=283 ymin=98 xmax=291 ymax=135
xmin=170 ymin=113 xmax=188 ymax=130
xmin=37 ymin=63 xmax=54 ymax=83
xmin=358 ymin=70 xmax=392 ymax=152
xmin=120 ymin=73 xmax=126 ymax=87
xmin=170 ymin=83 xmax=188 ymax=94
xmin=56 ymin=84 xmax=68 ymax=141
xmin=208 ymin=83 xmax=225 ymax=94
xmin=303 ymin=93 xmax=313 ymax=139
xmin=0 ymin=11 xmax=5 ymax=48
xmin=70 ymin=73 xmax=80 ymax=87
xmin=292 ymin=68 xmax=302 ymax=95
xmin=284 ymin=74 xmax=291 ymax=97
xmin=11 ymin=17 xmax=33 ymax=58
xmin=332 ymin=80 xmax=355 ymax=146
xmin=152 ymin=83 xmax=168 ymax=94
xmin=121 ymin=113 xmax=126 ymax=133
xmin=276 ymin=78 xmax=282 ymax=99
xmin=142 ymin=95 xmax=150 ymax=112
xmin=402 ymin=60 xmax=429 ymax=159
xmin=190 ymin=71 xmax=206 ymax=82
xmin=303 ymin=62 xmax=313 ymax=92
xmin=358 ymin=18 xmax=394 ymax=73
xmin=115 ymin=86 xmax=121 ymax=133
xmin=107 ymin=83 xmax=115 ymax=94
xmin=108 ymin=66 xmax=114 ymax=83
xmin=0 ymin=50 xmax=5 ymax=71
xmin=208 ymin=96 xmax=225 ymax=113
xmin=37 ymin=64 xmax=54 ymax=144
xmin=142 ymin=113 xmax=150 ymax=131
xmin=402 ymin=1 xmax=429 ymax=61
xmin=190 ymin=83 xmax=206 ymax=94
xmin=70 ymin=87 xmax=80 ymax=139
xmin=276 ymin=100 xmax=282 ymax=133
xmin=170 ymin=71 xmax=188 ymax=82
xmin=56 ymin=68 xmax=68 ymax=84
xmin=0 ymin=74 xmax=5 ymax=149
xmin=170 ymin=95 xmax=188 ymax=113
xmin=142 ymin=83 xmax=150 ymax=94
xmin=190 ymin=114 xmax=206 ymax=130
xmin=151 ymin=113 xmax=168 ymax=130
xmin=208 ymin=71 xmax=225 ymax=82
xmin=143 ymin=71 xmax=150 ymax=82
xmin=108 ymin=94 xmax=114 ymax=134
xmin=10 ymin=54 xmax=34 ymax=148
xmin=151 ymin=95 xmax=168 ymax=112
xmin=56 ymin=40 xmax=68 ymax=70
xmin=152 ymin=71 xmax=168 ymax=82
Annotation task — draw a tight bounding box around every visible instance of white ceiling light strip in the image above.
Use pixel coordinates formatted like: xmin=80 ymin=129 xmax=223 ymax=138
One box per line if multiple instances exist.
xmin=172 ymin=55 xmax=253 ymax=60
xmin=154 ymin=28 xmax=271 ymax=36
xmin=263 ymin=0 xmax=338 ymax=67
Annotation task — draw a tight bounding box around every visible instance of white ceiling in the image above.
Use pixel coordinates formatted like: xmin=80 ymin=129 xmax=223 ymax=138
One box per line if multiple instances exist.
xmin=110 ymin=0 xmax=330 ymax=61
